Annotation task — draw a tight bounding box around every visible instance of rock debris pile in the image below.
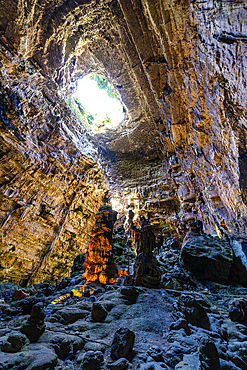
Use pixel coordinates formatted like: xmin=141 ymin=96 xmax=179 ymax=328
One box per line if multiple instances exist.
xmin=1 ymin=228 xmax=247 ymax=370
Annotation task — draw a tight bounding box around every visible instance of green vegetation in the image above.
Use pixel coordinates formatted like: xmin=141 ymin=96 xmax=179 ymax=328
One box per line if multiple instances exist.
xmin=67 ymin=73 xmax=121 ymax=130
xmin=67 ymin=95 xmax=95 ymax=128
xmin=89 ymin=74 xmax=118 ymax=100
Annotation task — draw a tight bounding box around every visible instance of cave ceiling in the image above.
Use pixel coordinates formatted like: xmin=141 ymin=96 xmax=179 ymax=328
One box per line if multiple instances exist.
xmin=9 ymin=0 xmax=166 ymax=160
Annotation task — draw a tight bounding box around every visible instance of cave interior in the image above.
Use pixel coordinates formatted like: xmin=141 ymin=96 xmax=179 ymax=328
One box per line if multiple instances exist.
xmin=0 ymin=0 xmax=247 ymax=369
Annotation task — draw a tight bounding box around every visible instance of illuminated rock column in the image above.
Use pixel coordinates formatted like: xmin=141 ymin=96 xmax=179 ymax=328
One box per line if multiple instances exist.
xmin=84 ymin=205 xmax=118 ymax=284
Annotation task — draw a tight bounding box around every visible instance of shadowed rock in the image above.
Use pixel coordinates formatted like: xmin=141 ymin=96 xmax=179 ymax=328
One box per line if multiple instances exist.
xmin=20 ymin=302 xmax=46 ymax=343
xmin=79 ymin=351 xmax=105 ymax=370
xmin=111 ymin=327 xmax=135 ymax=360
xmin=181 ymin=231 xmax=233 ymax=284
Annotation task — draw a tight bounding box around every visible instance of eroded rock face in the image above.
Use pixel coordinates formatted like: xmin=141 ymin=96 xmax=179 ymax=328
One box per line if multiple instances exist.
xmin=114 ymin=0 xmax=247 ymax=236
xmin=0 ymin=44 xmax=108 ymax=284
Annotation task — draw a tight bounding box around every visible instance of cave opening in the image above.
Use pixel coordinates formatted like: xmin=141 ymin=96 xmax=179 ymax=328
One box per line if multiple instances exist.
xmin=71 ymin=73 xmax=124 ymax=132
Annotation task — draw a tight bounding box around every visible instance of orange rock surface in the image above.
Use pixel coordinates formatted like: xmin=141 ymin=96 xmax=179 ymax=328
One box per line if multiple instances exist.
xmin=84 ymin=205 xmax=118 ymax=285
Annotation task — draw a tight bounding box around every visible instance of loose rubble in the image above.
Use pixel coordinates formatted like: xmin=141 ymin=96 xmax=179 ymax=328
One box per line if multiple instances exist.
xmin=1 ymin=225 xmax=247 ymax=370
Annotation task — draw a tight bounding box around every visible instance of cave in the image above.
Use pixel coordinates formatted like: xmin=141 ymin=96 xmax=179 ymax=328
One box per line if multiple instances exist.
xmin=0 ymin=1 xmax=247 ymax=369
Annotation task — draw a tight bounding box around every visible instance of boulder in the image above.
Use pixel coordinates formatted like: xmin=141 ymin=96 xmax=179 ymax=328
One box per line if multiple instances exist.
xmin=181 ymin=231 xmax=233 ymax=284
xmin=219 ymin=358 xmax=242 ymax=370
xmin=227 ymin=341 xmax=247 ymax=366
xmin=120 ymin=286 xmax=139 ymax=304
xmin=199 ymin=337 xmax=220 ymax=370
xmin=175 ymin=354 xmax=200 ymax=369
xmin=1 ymin=332 xmax=28 ymax=353
xmin=12 ymin=289 xmax=31 ymax=301
xmin=0 ymin=351 xmax=25 ymax=370
xmin=24 ymin=344 xmax=57 ymax=370
xmin=11 ymin=295 xmax=43 ymax=315
xmin=137 ymin=361 xmax=168 ymax=369
xmin=228 ymin=299 xmax=247 ymax=323
xmin=177 ymin=295 xmax=210 ymax=330
xmin=49 ymin=306 xmax=89 ymax=324
xmin=229 ymin=237 xmax=247 ymax=287
xmin=145 ymin=346 xmax=164 ymax=362
xmin=91 ymin=302 xmax=108 ymax=322
xmin=20 ymin=302 xmax=46 ymax=343
xmin=107 ymin=357 xmax=130 ymax=370
xmin=111 ymin=327 xmax=135 ymax=360
xmin=83 ymin=342 xmax=106 ymax=353
xmin=39 ymin=331 xmax=85 ymax=360
xmin=0 ymin=344 xmax=57 ymax=370
xmin=170 ymin=318 xmax=190 ymax=335
xmin=79 ymin=350 xmax=105 ymax=370
xmin=0 ymin=283 xmax=18 ymax=302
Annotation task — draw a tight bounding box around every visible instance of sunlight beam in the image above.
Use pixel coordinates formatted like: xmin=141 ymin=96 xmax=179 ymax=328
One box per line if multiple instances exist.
xmin=72 ymin=74 xmax=124 ymax=130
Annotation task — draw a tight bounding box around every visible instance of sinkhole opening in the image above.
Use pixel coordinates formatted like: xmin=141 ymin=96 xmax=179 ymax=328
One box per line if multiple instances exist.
xmin=71 ymin=73 xmax=124 ymax=132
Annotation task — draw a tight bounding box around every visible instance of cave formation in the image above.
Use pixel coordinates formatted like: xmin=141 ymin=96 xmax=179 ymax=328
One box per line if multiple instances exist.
xmin=0 ymin=0 xmax=247 ymax=369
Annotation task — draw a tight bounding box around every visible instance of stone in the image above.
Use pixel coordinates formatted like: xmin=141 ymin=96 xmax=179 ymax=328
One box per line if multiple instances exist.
xmin=137 ymin=362 xmax=168 ymax=370
xmin=79 ymin=350 xmax=105 ymax=370
xmin=12 ymin=289 xmax=31 ymax=301
xmin=199 ymin=337 xmax=220 ymax=370
xmin=227 ymin=342 xmax=247 ymax=367
xmin=229 ymin=237 xmax=247 ymax=287
xmin=0 ymin=344 xmax=58 ymax=370
xmin=11 ymin=296 xmax=43 ymax=315
xmin=111 ymin=327 xmax=135 ymax=360
xmin=167 ymin=328 xmax=198 ymax=365
xmin=0 ymin=351 xmax=26 ymax=370
xmin=49 ymin=306 xmax=90 ymax=324
xmin=177 ymin=295 xmax=210 ymax=330
xmin=54 ymin=359 xmax=75 ymax=370
xmin=0 ymin=283 xmax=18 ymax=302
xmin=228 ymin=299 xmax=247 ymax=323
xmin=83 ymin=342 xmax=106 ymax=353
xmin=219 ymin=359 xmax=242 ymax=370
xmin=145 ymin=346 xmax=164 ymax=362
xmin=0 ymin=302 xmax=21 ymax=319
xmin=20 ymin=302 xmax=46 ymax=343
xmin=38 ymin=331 xmax=85 ymax=360
xmin=181 ymin=231 xmax=233 ymax=284
xmin=120 ymin=286 xmax=139 ymax=304
xmin=1 ymin=331 xmax=28 ymax=352
xmin=31 ymin=301 xmax=46 ymax=320
xmin=23 ymin=344 xmax=58 ymax=370
xmin=175 ymin=354 xmax=200 ymax=370
xmin=55 ymin=277 xmax=72 ymax=291
xmin=170 ymin=318 xmax=190 ymax=335
xmin=107 ymin=358 xmax=130 ymax=370
xmin=91 ymin=302 xmax=108 ymax=322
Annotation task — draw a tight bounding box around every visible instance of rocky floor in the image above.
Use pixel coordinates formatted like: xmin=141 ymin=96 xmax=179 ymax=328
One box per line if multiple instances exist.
xmin=1 ymin=241 xmax=247 ymax=369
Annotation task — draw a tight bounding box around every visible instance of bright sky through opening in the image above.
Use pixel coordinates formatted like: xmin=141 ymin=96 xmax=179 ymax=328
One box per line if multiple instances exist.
xmin=73 ymin=75 xmax=124 ymax=128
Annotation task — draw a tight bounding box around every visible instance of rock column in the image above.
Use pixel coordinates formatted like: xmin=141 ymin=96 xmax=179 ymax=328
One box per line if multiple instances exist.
xmin=84 ymin=205 xmax=118 ymax=284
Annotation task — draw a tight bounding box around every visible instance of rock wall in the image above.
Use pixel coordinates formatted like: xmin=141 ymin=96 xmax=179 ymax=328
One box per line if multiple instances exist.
xmin=110 ymin=0 xmax=247 ymax=234
xmin=0 ymin=46 xmax=108 ymax=285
